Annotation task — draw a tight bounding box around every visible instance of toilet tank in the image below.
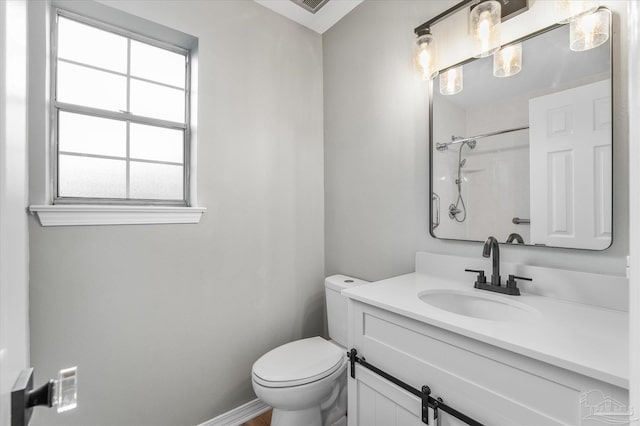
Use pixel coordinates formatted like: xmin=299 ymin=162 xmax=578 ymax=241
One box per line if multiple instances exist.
xmin=325 ymin=275 xmax=369 ymax=348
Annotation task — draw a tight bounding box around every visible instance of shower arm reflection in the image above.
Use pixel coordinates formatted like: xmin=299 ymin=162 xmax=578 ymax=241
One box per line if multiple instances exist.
xmin=435 ymin=125 xmax=529 ymax=152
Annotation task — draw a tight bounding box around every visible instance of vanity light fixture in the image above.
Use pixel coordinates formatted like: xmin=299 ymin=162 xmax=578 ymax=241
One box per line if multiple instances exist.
xmin=470 ymin=0 xmax=502 ymax=58
xmin=440 ymin=66 xmax=464 ymax=95
xmin=555 ymin=0 xmax=599 ymax=24
xmin=570 ymin=8 xmax=610 ymax=51
xmin=414 ymin=29 xmax=438 ymax=80
xmin=554 ymin=1 xmax=609 ymax=52
xmin=493 ymin=43 xmax=522 ymax=77
xmin=413 ymin=0 xmax=528 ymax=80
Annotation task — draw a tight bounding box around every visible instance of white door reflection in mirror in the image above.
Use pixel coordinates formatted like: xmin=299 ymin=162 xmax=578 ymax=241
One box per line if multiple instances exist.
xmin=529 ymin=79 xmax=612 ymax=249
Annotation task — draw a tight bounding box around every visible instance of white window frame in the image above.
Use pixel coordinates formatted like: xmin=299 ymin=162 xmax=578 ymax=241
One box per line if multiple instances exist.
xmin=52 ymin=9 xmax=191 ymax=206
xmin=29 ymin=0 xmax=205 ymax=226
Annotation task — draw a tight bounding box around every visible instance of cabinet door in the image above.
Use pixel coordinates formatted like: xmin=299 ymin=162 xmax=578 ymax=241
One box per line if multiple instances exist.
xmin=348 ymin=365 xmax=424 ymax=426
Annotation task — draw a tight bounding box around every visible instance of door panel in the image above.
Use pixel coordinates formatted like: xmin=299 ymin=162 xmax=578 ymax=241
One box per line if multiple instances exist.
xmin=529 ymin=79 xmax=612 ymax=249
xmin=0 ymin=1 xmax=30 ymax=425
xmin=548 ymin=150 xmax=574 ymax=235
xmin=349 ymin=366 xmax=424 ymax=426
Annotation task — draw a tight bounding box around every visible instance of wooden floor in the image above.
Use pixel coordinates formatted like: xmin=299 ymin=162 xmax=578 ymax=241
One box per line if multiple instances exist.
xmin=239 ymin=409 xmax=272 ymax=426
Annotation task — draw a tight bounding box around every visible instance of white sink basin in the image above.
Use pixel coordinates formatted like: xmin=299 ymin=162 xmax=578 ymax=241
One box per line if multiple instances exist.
xmin=418 ymin=289 xmax=537 ymax=322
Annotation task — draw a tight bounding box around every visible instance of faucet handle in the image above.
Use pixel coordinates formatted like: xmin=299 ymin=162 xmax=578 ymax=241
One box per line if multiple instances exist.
xmin=465 ymin=269 xmax=486 ymax=284
xmin=506 ymin=274 xmax=532 ymax=289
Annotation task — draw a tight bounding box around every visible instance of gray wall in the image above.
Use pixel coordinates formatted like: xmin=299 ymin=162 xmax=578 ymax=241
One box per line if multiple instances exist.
xmin=324 ymin=0 xmax=629 ymax=281
xmin=29 ymin=1 xmax=324 ymax=425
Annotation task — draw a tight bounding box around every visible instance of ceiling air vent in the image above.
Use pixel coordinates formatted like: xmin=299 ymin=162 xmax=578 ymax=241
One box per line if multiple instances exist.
xmin=289 ymin=0 xmax=330 ymax=14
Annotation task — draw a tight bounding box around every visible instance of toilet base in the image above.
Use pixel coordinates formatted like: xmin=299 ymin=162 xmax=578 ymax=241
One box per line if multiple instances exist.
xmin=271 ymin=406 xmax=321 ymax=426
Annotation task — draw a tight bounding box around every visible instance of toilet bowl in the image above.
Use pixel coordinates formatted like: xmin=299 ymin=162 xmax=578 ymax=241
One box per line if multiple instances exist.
xmin=252 ymin=337 xmax=347 ymax=426
xmin=251 ymin=275 xmax=368 ymax=426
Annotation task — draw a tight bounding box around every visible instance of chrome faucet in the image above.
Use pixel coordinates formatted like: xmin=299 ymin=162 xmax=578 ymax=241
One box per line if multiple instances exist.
xmin=482 ymin=236 xmax=501 ymax=286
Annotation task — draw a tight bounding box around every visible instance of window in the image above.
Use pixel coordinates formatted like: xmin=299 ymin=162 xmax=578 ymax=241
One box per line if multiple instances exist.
xmin=53 ymin=11 xmax=190 ymax=206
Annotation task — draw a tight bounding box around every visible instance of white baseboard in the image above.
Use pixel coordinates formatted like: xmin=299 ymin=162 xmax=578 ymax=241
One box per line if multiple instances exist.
xmin=199 ymin=398 xmax=270 ymax=426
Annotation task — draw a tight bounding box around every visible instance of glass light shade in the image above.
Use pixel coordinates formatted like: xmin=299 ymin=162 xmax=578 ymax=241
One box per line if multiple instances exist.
xmin=570 ymin=9 xmax=610 ymax=51
xmin=54 ymin=367 xmax=78 ymax=413
xmin=555 ymin=0 xmax=599 ymax=24
xmin=439 ymin=66 xmax=463 ymax=95
xmin=493 ymin=43 xmax=522 ymax=77
xmin=470 ymin=0 xmax=501 ymax=58
xmin=414 ymin=33 xmax=438 ymax=80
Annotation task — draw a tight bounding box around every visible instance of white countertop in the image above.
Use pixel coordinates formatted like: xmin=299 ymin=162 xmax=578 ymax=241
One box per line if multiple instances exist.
xmin=343 ymin=272 xmax=629 ymax=389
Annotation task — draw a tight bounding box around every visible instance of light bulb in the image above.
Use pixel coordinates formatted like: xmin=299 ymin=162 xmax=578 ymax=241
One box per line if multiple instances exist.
xmin=439 ymin=66 xmax=463 ymax=95
xmin=470 ymin=0 xmax=501 ymax=58
xmin=570 ymin=8 xmax=610 ymax=51
xmin=414 ymin=32 xmax=438 ymax=80
xmin=478 ymin=12 xmax=492 ymax=52
xmin=493 ymin=43 xmax=522 ymax=77
xmin=555 ymin=0 xmax=599 ymax=23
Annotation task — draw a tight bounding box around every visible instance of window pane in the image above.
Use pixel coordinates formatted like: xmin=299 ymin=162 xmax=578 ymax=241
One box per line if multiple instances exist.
xmin=58 ymin=16 xmax=127 ymax=73
xmin=130 ymin=79 xmax=185 ymax=123
xmin=59 ymin=155 xmax=126 ymax=198
xmin=57 ymin=61 xmax=127 ymax=112
xmin=130 ymin=40 xmax=185 ymax=88
xmin=59 ymin=112 xmax=126 ymax=158
xmin=130 ymin=124 xmax=183 ymax=163
xmin=129 ymin=162 xmax=183 ymax=200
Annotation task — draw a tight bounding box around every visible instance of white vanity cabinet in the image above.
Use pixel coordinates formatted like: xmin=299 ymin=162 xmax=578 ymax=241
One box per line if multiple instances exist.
xmin=347 ymin=300 xmax=629 ymax=426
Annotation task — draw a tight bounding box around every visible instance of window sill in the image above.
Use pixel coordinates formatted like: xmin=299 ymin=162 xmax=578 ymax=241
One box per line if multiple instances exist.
xmin=29 ymin=205 xmax=206 ymax=226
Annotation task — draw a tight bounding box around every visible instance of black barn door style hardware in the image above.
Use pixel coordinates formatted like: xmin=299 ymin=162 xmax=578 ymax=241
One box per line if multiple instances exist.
xmin=348 ymin=349 xmax=485 ymax=426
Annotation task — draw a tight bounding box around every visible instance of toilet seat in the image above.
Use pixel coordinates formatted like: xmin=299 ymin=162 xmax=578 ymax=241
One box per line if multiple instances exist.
xmin=252 ymin=337 xmax=346 ymax=388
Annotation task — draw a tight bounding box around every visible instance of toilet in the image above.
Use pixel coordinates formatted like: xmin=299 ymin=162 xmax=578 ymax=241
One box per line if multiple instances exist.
xmin=251 ymin=275 xmax=367 ymax=426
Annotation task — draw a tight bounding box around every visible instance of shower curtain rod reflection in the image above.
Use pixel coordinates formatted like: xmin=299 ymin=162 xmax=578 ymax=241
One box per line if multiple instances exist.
xmin=436 ymin=125 xmax=530 ymax=151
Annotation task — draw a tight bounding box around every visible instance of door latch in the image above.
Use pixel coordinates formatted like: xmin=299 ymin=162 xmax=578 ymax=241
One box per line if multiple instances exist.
xmin=11 ymin=366 xmax=78 ymax=426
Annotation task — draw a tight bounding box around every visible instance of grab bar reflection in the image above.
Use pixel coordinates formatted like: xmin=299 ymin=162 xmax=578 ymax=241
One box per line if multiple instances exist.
xmin=432 ymin=193 xmax=440 ymax=229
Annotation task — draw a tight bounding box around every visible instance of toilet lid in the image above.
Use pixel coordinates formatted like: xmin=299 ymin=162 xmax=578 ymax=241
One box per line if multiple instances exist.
xmin=252 ymin=337 xmax=345 ymax=388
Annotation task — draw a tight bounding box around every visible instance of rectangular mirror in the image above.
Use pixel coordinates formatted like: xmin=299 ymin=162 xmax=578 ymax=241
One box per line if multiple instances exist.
xmin=430 ymin=11 xmax=612 ymax=250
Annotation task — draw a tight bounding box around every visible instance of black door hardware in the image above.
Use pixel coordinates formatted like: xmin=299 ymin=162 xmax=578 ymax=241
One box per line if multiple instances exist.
xmin=11 ymin=367 xmax=77 ymax=426
xmin=11 ymin=368 xmax=49 ymax=426
xmin=348 ymin=349 xmax=485 ymax=426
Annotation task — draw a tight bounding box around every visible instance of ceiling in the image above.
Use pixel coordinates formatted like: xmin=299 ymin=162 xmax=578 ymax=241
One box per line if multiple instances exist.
xmin=254 ymin=0 xmax=364 ymax=34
